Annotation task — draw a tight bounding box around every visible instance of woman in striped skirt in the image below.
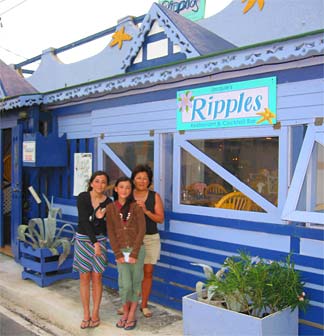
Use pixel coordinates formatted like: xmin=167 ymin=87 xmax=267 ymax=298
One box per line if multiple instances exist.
xmin=73 ymin=170 xmax=112 ymax=329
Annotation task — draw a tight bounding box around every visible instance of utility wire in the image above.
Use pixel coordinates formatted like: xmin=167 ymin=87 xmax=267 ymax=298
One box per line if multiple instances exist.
xmin=0 ymin=0 xmax=28 ymax=60
xmin=0 ymin=45 xmax=28 ymax=60
xmin=0 ymin=0 xmax=28 ymax=16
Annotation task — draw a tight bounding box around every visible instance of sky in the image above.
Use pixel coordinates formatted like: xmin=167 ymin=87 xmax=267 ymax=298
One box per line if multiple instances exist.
xmin=0 ymin=0 xmax=232 ymax=66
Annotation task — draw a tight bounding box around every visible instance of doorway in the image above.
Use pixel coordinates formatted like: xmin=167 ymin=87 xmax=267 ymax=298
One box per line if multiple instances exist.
xmin=1 ymin=128 xmax=12 ymax=256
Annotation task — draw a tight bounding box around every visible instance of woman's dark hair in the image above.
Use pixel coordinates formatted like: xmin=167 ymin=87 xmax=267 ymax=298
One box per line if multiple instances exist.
xmin=113 ymin=176 xmax=135 ymax=220
xmin=87 ymin=170 xmax=109 ymax=191
xmin=131 ymin=164 xmax=153 ymax=187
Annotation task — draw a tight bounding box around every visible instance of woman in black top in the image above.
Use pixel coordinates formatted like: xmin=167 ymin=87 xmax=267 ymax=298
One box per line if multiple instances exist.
xmin=73 ymin=170 xmax=111 ymax=329
xmin=131 ymin=164 xmax=164 ymax=318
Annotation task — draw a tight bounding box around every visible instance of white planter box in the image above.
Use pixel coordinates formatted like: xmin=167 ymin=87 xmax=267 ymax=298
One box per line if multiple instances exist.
xmin=183 ymin=292 xmax=298 ymax=336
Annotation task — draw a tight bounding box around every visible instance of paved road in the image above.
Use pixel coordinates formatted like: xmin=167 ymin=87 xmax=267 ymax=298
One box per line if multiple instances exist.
xmin=0 ymin=311 xmax=37 ymax=336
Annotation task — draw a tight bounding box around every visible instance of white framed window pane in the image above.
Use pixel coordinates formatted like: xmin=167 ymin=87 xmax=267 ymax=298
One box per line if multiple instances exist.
xmin=103 ymin=141 xmax=154 ymax=187
xmin=180 ymin=136 xmax=279 ymax=212
xmin=188 ymin=137 xmax=278 ymax=206
xmin=173 ymin=44 xmax=181 ymax=54
xmin=297 ymin=142 xmax=324 ymax=212
xmin=147 ymin=39 xmax=168 ymax=60
xmin=133 ymin=47 xmax=143 ymax=64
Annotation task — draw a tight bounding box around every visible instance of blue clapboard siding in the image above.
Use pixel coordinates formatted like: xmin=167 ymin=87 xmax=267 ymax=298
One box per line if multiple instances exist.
xmin=155 ymin=231 xmax=323 ymax=327
xmin=56 ymin=210 xmax=323 ymax=332
xmin=56 ymin=208 xmax=323 ymax=311
xmin=299 ymin=324 xmax=324 ymax=336
xmin=91 ymin=100 xmax=176 ymax=136
xmin=277 ymin=78 xmax=324 ymax=121
xmin=301 ymin=270 xmax=323 ymax=287
xmin=99 ymin=228 xmax=323 ymax=326
xmin=300 ymin=305 xmax=324 ymax=328
xmin=58 ymin=113 xmax=91 ymax=139
xmin=56 ymin=77 xmax=324 ymax=140
xmin=0 ymin=112 xmax=17 ymax=129
xmin=304 ymin=287 xmax=324 ymax=306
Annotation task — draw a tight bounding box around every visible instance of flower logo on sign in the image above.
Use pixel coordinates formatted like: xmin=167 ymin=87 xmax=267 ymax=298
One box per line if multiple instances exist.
xmin=256 ymin=107 xmax=276 ymax=124
xmin=178 ymin=91 xmax=194 ymax=113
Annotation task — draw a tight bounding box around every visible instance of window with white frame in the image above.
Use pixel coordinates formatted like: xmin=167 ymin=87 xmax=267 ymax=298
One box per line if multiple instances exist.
xmin=180 ymin=137 xmax=278 ymax=210
xmin=107 ymin=141 xmax=154 ymax=174
xmin=98 ymin=134 xmax=169 ymax=208
xmin=100 ymin=140 xmax=154 ymax=196
xmin=283 ymin=124 xmax=324 ymax=226
xmin=173 ymin=127 xmax=285 ymax=223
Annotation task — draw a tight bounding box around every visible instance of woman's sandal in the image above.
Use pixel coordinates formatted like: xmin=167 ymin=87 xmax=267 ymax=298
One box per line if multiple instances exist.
xmin=116 ymin=318 xmax=127 ymax=328
xmin=140 ymin=307 xmax=153 ymax=318
xmin=90 ymin=319 xmax=100 ymax=328
xmin=124 ymin=320 xmax=137 ymax=330
xmin=80 ymin=319 xmax=91 ymax=329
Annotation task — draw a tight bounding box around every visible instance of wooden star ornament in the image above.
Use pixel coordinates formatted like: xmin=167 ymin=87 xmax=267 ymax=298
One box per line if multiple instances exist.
xmin=109 ymin=26 xmax=132 ymax=49
xmin=256 ymin=107 xmax=276 ymax=124
xmin=242 ymin=0 xmax=265 ymax=14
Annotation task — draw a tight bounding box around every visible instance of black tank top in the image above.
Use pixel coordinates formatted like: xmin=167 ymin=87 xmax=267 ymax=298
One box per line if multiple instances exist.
xmin=145 ymin=190 xmax=158 ymax=235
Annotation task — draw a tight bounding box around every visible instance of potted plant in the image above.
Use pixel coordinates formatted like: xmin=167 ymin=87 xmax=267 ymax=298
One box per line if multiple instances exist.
xmin=18 ymin=194 xmax=77 ymax=287
xmin=183 ymin=251 xmax=308 ymax=336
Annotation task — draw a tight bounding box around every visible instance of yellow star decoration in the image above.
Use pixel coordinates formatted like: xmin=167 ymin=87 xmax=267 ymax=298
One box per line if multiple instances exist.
xmin=242 ymin=0 xmax=265 ymax=14
xmin=256 ymin=108 xmax=276 ymax=124
xmin=109 ymin=26 xmax=132 ymax=49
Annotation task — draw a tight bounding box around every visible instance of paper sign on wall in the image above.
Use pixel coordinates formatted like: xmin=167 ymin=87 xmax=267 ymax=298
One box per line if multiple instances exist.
xmin=73 ymin=153 xmax=92 ymax=196
xmin=23 ymin=141 xmax=36 ymax=163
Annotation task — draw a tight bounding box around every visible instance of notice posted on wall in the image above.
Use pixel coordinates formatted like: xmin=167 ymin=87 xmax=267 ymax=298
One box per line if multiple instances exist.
xmin=23 ymin=141 xmax=36 ymax=163
xmin=73 ymin=153 xmax=92 ymax=196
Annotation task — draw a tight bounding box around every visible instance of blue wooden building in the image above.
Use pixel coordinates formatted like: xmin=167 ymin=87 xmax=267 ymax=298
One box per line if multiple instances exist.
xmin=1 ymin=1 xmax=323 ymax=334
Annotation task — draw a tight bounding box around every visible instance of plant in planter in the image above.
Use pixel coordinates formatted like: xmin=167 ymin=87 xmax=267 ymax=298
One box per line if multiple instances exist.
xmin=183 ymin=251 xmax=309 ymax=336
xmin=18 ymin=194 xmax=77 ymax=287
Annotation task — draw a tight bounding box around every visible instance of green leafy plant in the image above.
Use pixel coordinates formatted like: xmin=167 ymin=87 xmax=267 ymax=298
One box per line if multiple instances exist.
xmin=18 ymin=194 xmax=75 ymax=266
xmin=192 ymin=251 xmax=309 ymax=317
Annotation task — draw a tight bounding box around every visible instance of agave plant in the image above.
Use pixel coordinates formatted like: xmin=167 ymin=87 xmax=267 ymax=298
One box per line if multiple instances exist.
xmin=18 ymin=194 xmax=75 ymax=266
xmin=191 ymin=262 xmax=227 ymax=307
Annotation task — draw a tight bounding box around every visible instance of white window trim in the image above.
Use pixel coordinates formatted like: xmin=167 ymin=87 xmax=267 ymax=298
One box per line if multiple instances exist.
xmin=173 ymin=126 xmax=288 ymax=224
xmin=282 ymin=124 xmax=324 ymax=225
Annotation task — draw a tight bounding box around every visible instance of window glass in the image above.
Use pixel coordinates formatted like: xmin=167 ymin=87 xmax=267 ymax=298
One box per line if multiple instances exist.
xmin=297 ymin=142 xmax=324 ymax=212
xmin=103 ymin=141 xmax=154 ymax=196
xmin=108 ymin=141 xmax=154 ymax=171
xmin=190 ymin=138 xmax=278 ymax=203
xmin=181 ymin=149 xmax=264 ymax=212
xmin=102 ymin=155 xmax=124 ymax=197
xmin=180 ymin=137 xmax=279 ymax=211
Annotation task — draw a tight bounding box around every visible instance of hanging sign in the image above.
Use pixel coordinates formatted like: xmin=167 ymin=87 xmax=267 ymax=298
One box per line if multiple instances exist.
xmin=158 ymin=0 xmax=206 ymax=21
xmin=177 ymin=77 xmax=277 ymax=130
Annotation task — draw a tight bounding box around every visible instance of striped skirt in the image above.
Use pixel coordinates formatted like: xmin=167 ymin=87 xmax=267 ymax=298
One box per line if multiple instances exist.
xmin=73 ymin=233 xmax=108 ymax=273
